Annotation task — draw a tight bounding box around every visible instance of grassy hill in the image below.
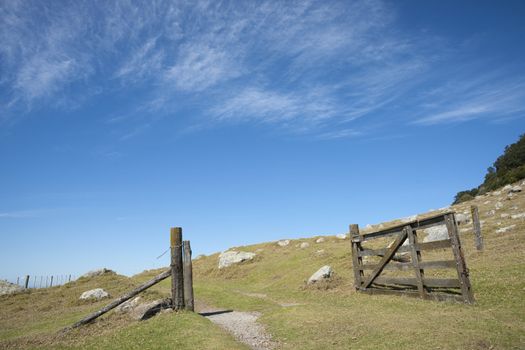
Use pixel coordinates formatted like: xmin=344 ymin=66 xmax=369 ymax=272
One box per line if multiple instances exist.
xmin=1 ymin=182 xmax=525 ymax=349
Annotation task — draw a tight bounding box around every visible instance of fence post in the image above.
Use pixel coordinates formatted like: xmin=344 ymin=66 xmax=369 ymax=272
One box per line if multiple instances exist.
xmin=183 ymin=240 xmax=195 ymax=312
xmin=16 ymin=277 xmax=19 ymax=285
xmin=445 ymin=214 xmax=475 ymax=304
xmin=170 ymin=227 xmax=184 ymax=310
xmin=24 ymin=275 xmax=30 ymax=289
xmin=50 ymin=276 xmax=54 ymax=287
xmin=350 ymin=224 xmax=364 ymax=290
xmin=68 ymin=274 xmax=72 ymax=283
xmin=470 ymin=205 xmax=483 ymax=251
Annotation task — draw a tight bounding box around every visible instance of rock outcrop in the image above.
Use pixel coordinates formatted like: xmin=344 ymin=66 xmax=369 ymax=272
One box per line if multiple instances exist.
xmin=79 ymin=288 xmax=109 ymax=300
xmin=307 ymin=265 xmax=333 ymax=284
xmin=218 ymin=251 xmax=256 ymax=269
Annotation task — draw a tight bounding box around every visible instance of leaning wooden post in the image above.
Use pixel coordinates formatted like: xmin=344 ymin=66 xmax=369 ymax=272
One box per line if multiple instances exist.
xmin=470 ymin=205 xmax=483 ymax=251
xmin=24 ymin=275 xmax=30 ymax=289
xmin=350 ymin=224 xmax=364 ymax=290
xmin=171 ymin=227 xmax=185 ymax=310
xmin=183 ymin=240 xmax=195 ymax=312
xmin=67 ymin=269 xmax=172 ymax=330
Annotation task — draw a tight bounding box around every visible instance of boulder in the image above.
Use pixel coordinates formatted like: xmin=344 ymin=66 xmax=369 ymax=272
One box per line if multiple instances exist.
xmin=79 ymin=288 xmax=109 ymax=300
xmin=335 ymin=234 xmax=347 ymax=240
xmin=455 ymin=213 xmax=470 ymax=225
xmin=500 ymin=213 xmax=510 ymax=218
xmin=130 ymin=298 xmax=172 ymax=320
xmin=509 ymin=185 xmax=522 ymax=193
xmin=315 ymin=237 xmax=325 ymax=243
xmin=495 ymin=225 xmax=516 ymax=234
xmin=81 ymin=268 xmax=115 ymax=278
xmin=423 ymin=224 xmax=449 ymax=243
xmin=495 ymin=202 xmax=503 ymax=209
xmin=115 ymin=296 xmax=142 ymax=314
xmin=277 ymin=240 xmax=290 ymax=247
xmin=218 ymin=251 xmax=256 ymax=269
xmin=307 ymin=265 xmax=333 ymax=284
xmin=300 ymin=242 xmax=310 ymax=249
xmin=511 ymin=213 xmax=525 ymax=220
xmin=0 ymin=280 xmax=24 ymax=296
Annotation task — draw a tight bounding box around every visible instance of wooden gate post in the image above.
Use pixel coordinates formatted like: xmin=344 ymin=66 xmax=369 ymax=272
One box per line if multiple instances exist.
xmin=171 ymin=227 xmax=185 ymax=310
xmin=350 ymin=224 xmax=364 ymax=290
xmin=183 ymin=240 xmax=195 ymax=312
xmin=445 ymin=214 xmax=475 ymax=304
xmin=470 ymin=205 xmax=483 ymax=251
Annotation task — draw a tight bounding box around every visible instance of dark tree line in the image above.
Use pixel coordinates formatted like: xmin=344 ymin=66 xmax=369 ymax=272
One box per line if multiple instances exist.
xmin=453 ymin=133 xmax=525 ymax=204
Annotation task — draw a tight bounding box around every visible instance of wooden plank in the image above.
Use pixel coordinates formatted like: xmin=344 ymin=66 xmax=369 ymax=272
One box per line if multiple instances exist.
xmin=360 ymin=260 xmax=456 ymax=271
xmin=445 ymin=214 xmax=475 ymax=304
xmin=407 ymin=225 xmax=426 ymax=298
xmin=350 ymin=224 xmax=364 ymax=289
xmin=359 ymin=239 xmax=451 ymax=257
xmin=183 ymin=240 xmax=195 ymax=312
xmin=471 ymin=205 xmax=483 ymax=251
xmin=360 ymin=211 xmax=453 ymax=241
xmin=67 ymin=269 xmax=172 ymax=330
xmin=359 ymin=288 xmax=464 ymax=303
xmin=373 ymin=277 xmax=461 ymax=288
xmin=171 ymin=227 xmax=185 ymax=310
xmin=361 ymin=230 xmax=408 ymax=289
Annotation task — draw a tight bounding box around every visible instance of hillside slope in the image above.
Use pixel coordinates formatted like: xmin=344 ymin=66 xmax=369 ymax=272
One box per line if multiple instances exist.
xmin=1 ymin=181 xmax=524 ymax=349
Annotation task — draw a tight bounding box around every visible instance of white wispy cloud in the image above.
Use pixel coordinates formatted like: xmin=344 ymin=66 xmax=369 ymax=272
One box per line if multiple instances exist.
xmin=1 ymin=0 xmax=523 ymax=138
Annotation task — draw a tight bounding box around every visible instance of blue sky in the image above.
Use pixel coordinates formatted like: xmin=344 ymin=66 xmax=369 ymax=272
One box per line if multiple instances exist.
xmin=1 ymin=0 xmax=524 ymax=280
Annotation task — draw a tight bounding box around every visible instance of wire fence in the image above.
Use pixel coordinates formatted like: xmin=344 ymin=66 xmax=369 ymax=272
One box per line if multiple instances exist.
xmin=2 ymin=274 xmax=79 ymax=289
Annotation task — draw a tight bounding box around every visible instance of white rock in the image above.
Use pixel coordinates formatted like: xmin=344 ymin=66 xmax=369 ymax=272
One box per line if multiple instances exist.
xmin=81 ymin=268 xmax=115 ymax=278
xmin=486 ymin=209 xmax=496 ymax=216
xmin=115 ymin=296 xmax=142 ymax=313
xmin=277 ymin=240 xmax=290 ymax=247
xmin=492 ymin=190 xmax=502 ymax=196
xmin=335 ymin=234 xmax=347 ymax=240
xmin=502 ymin=184 xmax=512 ymax=191
xmin=218 ymin=251 xmax=256 ymax=269
xmin=455 ymin=213 xmax=470 ymax=225
xmin=315 ymin=249 xmax=325 ymax=255
xmin=511 ymin=213 xmax=525 ymax=220
xmin=500 ymin=213 xmax=510 ymax=218
xmin=130 ymin=298 xmax=172 ymax=320
xmin=300 ymin=242 xmax=310 ymax=249
xmin=495 ymin=202 xmax=503 ymax=209
xmin=307 ymin=265 xmax=333 ymax=284
xmin=315 ymin=237 xmax=325 ymax=243
xmin=423 ymin=224 xmax=449 ymax=243
xmin=495 ymin=225 xmax=516 ymax=234
xmin=80 ymin=288 xmax=109 ymax=300
xmin=509 ymin=185 xmax=522 ymax=193
xmin=401 ymin=215 xmax=417 ymax=223
xmin=483 ymin=200 xmax=491 ymax=205
xmin=0 ymin=280 xmax=24 ymax=296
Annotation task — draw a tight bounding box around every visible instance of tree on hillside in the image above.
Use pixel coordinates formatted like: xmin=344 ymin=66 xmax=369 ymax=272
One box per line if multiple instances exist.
xmin=453 ymin=133 xmax=525 ymax=204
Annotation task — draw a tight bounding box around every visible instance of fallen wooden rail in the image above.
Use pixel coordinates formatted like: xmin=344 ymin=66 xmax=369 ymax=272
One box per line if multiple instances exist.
xmin=66 ymin=269 xmax=171 ymax=330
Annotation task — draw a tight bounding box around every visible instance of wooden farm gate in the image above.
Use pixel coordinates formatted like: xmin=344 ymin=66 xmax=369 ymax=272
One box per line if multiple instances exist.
xmin=350 ymin=212 xmax=474 ymax=303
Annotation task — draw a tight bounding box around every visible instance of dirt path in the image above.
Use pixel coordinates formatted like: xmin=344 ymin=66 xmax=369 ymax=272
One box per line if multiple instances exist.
xmin=196 ymin=301 xmax=277 ymax=350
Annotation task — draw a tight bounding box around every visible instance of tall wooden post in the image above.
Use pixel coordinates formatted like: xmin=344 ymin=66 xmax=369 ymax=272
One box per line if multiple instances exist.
xmin=350 ymin=224 xmax=364 ymax=290
xmin=470 ymin=205 xmax=483 ymax=251
xmin=445 ymin=214 xmax=475 ymax=304
xmin=50 ymin=276 xmax=54 ymax=287
xmin=24 ymin=275 xmax=30 ymax=289
xmin=171 ymin=227 xmax=185 ymax=310
xmin=183 ymin=240 xmax=195 ymax=312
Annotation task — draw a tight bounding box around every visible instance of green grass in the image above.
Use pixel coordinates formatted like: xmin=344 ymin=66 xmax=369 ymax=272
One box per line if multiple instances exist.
xmin=1 ymin=185 xmax=525 ymax=349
